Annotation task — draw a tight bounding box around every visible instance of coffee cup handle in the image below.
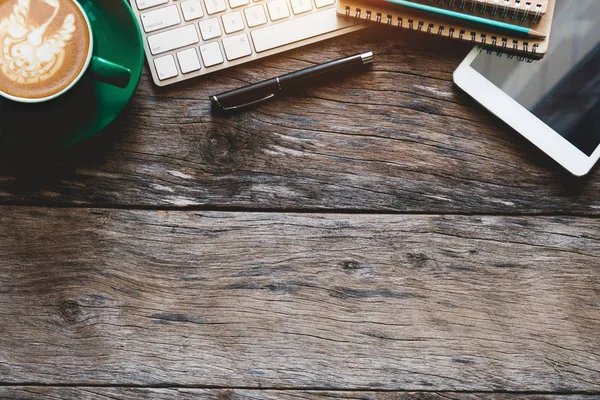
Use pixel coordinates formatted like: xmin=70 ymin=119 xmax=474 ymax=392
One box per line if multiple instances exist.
xmin=89 ymin=56 xmax=132 ymax=89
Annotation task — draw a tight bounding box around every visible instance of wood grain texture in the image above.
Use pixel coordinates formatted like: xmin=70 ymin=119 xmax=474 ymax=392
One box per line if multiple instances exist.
xmin=1 ymin=208 xmax=599 ymax=390
xmin=1 ymin=388 xmax=600 ymax=400
xmin=0 ymin=28 xmax=597 ymax=213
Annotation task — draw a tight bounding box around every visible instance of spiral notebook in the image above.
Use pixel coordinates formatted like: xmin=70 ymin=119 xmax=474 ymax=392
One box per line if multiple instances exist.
xmin=337 ymin=0 xmax=556 ymax=59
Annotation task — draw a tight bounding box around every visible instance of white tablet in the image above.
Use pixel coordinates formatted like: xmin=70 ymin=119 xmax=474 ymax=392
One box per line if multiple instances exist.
xmin=453 ymin=0 xmax=600 ymax=176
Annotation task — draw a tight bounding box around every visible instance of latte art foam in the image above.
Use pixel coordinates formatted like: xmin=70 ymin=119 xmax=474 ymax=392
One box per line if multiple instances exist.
xmin=0 ymin=0 xmax=91 ymax=100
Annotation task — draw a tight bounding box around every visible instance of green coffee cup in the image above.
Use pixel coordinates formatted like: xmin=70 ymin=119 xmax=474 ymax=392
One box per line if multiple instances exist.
xmin=0 ymin=0 xmax=131 ymax=103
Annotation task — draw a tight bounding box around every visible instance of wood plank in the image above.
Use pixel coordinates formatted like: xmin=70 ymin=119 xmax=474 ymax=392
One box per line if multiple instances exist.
xmin=1 ymin=208 xmax=599 ymax=390
xmin=1 ymin=388 xmax=600 ymax=400
xmin=0 ymin=28 xmax=598 ymax=213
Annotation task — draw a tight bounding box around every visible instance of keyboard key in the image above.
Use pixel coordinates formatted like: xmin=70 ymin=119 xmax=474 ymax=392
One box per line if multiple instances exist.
xmin=177 ymin=48 xmax=202 ymax=73
xmin=222 ymin=33 xmax=252 ymax=60
xmin=200 ymin=42 xmax=224 ymax=67
xmin=136 ymin=0 xmax=168 ymax=11
xmin=290 ymin=0 xmax=312 ymax=14
xmin=314 ymin=0 xmax=334 ymax=8
xmin=229 ymin=0 xmax=250 ymax=7
xmin=147 ymin=24 xmax=200 ymax=55
xmin=221 ymin=11 xmax=245 ymax=34
xmin=181 ymin=0 xmax=205 ymax=21
xmin=154 ymin=54 xmax=178 ymax=80
xmin=199 ymin=18 xmax=222 ymax=40
xmin=266 ymin=0 xmax=290 ymax=20
xmin=203 ymin=0 xmax=227 ymax=14
xmin=244 ymin=4 xmax=267 ymax=27
xmin=251 ymin=9 xmax=341 ymax=52
xmin=140 ymin=5 xmax=181 ymax=33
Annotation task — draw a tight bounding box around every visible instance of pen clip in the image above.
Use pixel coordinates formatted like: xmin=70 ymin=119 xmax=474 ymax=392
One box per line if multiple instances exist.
xmin=214 ymin=93 xmax=276 ymax=111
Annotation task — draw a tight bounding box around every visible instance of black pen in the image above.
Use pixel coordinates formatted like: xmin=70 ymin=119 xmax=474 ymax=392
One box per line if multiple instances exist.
xmin=210 ymin=51 xmax=374 ymax=110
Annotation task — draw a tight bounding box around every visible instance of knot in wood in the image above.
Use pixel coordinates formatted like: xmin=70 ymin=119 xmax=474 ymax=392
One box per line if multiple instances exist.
xmin=216 ymin=389 xmax=235 ymax=400
xmin=58 ymin=300 xmax=82 ymax=324
xmin=406 ymin=252 xmax=430 ymax=267
xmin=341 ymin=259 xmax=363 ymax=270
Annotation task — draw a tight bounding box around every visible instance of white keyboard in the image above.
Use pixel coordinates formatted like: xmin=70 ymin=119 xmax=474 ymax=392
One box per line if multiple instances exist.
xmin=129 ymin=0 xmax=364 ymax=86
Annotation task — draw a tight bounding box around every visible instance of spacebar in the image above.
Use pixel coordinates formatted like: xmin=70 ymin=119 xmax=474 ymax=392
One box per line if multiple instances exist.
xmin=251 ymin=10 xmax=344 ymax=53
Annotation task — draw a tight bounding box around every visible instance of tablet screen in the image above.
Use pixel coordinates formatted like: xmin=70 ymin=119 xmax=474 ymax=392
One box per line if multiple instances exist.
xmin=470 ymin=0 xmax=600 ymax=157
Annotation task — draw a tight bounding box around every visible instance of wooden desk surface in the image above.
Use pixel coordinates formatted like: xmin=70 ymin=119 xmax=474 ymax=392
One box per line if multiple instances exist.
xmin=0 ymin=27 xmax=599 ymax=399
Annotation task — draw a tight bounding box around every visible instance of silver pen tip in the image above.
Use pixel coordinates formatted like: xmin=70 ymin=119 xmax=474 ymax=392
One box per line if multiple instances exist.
xmin=361 ymin=51 xmax=374 ymax=65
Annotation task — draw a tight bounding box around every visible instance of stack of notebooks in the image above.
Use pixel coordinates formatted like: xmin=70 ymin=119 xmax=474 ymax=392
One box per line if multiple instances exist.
xmin=337 ymin=0 xmax=556 ymax=59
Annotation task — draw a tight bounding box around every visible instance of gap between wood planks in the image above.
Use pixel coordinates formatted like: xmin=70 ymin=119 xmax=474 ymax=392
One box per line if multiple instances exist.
xmin=0 ymin=203 xmax=599 ymax=218
xmin=1 ymin=385 xmax=600 ymax=394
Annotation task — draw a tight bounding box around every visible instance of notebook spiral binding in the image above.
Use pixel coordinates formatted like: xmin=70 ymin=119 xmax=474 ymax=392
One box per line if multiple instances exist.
xmin=344 ymin=5 xmax=539 ymax=60
xmin=428 ymin=1 xmax=544 ymax=23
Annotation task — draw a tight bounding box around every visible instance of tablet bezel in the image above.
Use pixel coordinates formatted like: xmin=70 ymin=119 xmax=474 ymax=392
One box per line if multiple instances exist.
xmin=453 ymin=47 xmax=600 ymax=177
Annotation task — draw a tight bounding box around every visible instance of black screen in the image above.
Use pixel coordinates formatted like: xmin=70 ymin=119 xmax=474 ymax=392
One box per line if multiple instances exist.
xmin=471 ymin=0 xmax=600 ymax=157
